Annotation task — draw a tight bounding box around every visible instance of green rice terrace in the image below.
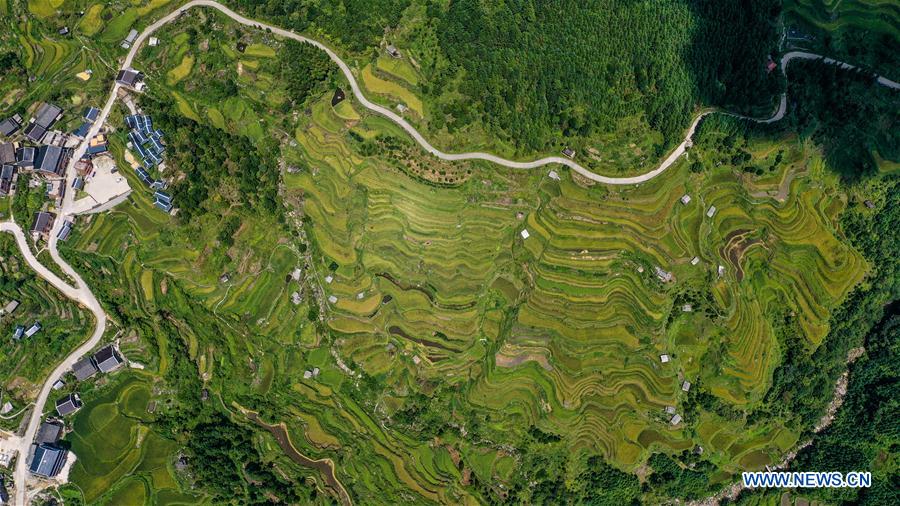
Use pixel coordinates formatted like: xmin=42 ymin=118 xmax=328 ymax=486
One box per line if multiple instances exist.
xmin=0 ymin=0 xmax=897 ymax=505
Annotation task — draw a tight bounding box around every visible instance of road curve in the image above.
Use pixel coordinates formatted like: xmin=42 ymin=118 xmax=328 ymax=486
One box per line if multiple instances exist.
xmin=0 ymin=222 xmax=107 ymax=506
xmin=76 ymin=0 xmax=900 ymax=190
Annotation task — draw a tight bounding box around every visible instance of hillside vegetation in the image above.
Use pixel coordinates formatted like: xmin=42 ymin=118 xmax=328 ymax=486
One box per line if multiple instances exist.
xmin=230 ymin=0 xmax=783 ymax=165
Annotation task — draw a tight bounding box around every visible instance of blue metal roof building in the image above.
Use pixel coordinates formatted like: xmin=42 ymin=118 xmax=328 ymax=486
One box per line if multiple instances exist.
xmin=29 ymin=444 xmax=68 ymax=478
xmin=154 ymin=190 xmax=172 ymax=203
xmin=83 ymin=107 xmax=100 ymax=122
xmin=73 ymin=122 xmax=91 ymax=138
xmin=154 ymin=199 xmax=173 ymax=212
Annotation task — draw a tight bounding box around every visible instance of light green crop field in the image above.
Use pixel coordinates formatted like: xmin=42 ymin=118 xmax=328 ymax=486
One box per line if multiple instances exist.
xmin=64 ymin=375 xmax=207 ymax=505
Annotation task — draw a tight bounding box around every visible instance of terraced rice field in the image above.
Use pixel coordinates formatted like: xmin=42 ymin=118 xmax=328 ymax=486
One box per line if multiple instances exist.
xmin=361 ymin=64 xmax=425 ymax=116
xmin=65 ymin=376 xmax=204 ymax=504
xmin=166 ymin=55 xmax=194 ymax=85
xmin=45 ymin=6 xmax=875 ymax=502
xmin=786 ymin=0 xmax=900 ymax=35
xmin=27 ymin=0 xmax=64 ymax=18
xmin=283 ymin=92 xmax=866 ymax=475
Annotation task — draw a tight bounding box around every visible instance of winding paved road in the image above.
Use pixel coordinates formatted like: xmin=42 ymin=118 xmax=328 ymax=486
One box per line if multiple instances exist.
xmin=4 ymin=1 xmax=900 ymax=504
xmin=0 ymin=222 xmax=106 ymax=506
xmin=74 ymin=1 xmax=900 ymax=189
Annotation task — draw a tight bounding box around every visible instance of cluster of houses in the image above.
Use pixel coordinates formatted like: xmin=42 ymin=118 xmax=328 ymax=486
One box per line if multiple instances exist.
xmin=1 ymin=103 xmax=71 ymax=206
xmin=124 ymin=113 xmax=173 ymax=213
xmin=0 ymin=100 xmax=112 ymax=241
xmin=125 ymin=114 xmax=164 ymax=168
xmin=26 ymin=344 xmax=125 ymax=479
xmin=2 ymin=299 xmax=43 ymax=341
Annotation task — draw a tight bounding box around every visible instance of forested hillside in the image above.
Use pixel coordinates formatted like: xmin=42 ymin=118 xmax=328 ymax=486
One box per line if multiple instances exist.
xmin=228 ymin=0 xmax=782 ymax=155
xmin=438 ymin=0 xmax=782 ymax=151
xmin=786 ymin=60 xmax=899 ymax=181
xmin=784 ymin=0 xmax=900 ymax=79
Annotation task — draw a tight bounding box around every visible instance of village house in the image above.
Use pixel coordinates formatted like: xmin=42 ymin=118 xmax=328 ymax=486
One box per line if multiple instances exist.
xmin=32 ymin=211 xmax=56 ymax=236
xmin=0 ymin=142 xmax=15 ymax=164
xmin=23 ymin=124 xmax=45 ymax=144
xmin=121 ymin=29 xmax=139 ymax=49
xmin=55 ymin=393 xmax=82 ymax=416
xmin=0 ymin=164 xmax=14 ymax=195
xmin=24 ymin=102 xmax=64 ymax=143
xmin=57 ymin=220 xmax=74 ymax=241
xmin=86 ymin=133 xmax=108 ymax=155
xmin=28 ymin=443 xmax=67 ymax=478
xmin=154 ymin=191 xmax=173 ymax=213
xmin=24 ymin=322 xmax=42 ymax=338
xmin=562 ymin=147 xmax=576 ymax=158
xmin=0 ymin=114 xmax=23 ymax=137
xmin=0 ymin=475 xmax=8 ymax=503
xmin=116 ymin=68 xmax=144 ymax=89
xmin=386 ymin=44 xmax=401 ymax=58
xmin=16 ymin=146 xmax=36 ymax=168
xmin=33 ymin=145 xmax=69 ymax=176
xmin=83 ymin=107 xmax=100 ymax=123
xmin=93 ymin=344 xmax=124 ymax=373
xmin=36 ymin=421 xmax=63 ymax=445
xmin=654 ymin=266 xmax=673 ymax=283
xmin=72 ymin=356 xmax=99 ymax=381
xmin=72 ymin=122 xmax=91 ymax=139
xmin=0 ymin=299 xmax=19 ymax=316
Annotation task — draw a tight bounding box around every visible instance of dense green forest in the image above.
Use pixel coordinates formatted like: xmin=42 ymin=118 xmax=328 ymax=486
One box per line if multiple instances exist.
xmin=280 ymin=39 xmax=336 ymax=106
xmin=227 ymin=0 xmax=782 ymax=154
xmin=140 ymin=94 xmax=281 ymax=223
xmin=437 ymin=0 xmax=782 ymax=151
xmin=786 ymin=60 xmax=899 ymax=181
xmin=790 ymin=307 xmax=900 ymax=505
